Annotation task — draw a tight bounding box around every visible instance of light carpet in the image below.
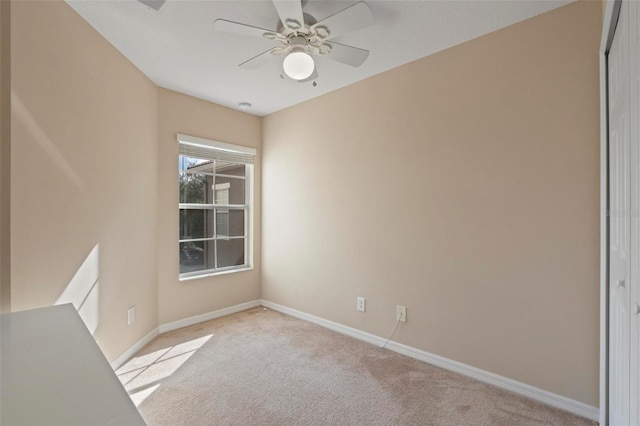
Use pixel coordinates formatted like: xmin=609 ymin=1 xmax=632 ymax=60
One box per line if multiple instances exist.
xmin=116 ymin=307 xmax=596 ymax=426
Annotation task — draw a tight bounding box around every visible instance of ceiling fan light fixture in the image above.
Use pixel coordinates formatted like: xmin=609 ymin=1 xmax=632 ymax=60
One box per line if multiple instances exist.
xmin=283 ymin=51 xmax=314 ymax=80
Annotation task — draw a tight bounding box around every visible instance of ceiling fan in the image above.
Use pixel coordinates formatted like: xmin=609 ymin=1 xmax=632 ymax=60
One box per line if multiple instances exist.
xmin=213 ymin=0 xmax=375 ymax=83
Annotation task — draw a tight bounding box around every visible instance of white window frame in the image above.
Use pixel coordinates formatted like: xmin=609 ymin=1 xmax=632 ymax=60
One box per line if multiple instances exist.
xmin=178 ymin=134 xmax=255 ymax=280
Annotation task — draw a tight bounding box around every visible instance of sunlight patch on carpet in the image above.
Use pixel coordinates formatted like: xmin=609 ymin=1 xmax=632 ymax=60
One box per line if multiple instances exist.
xmin=116 ymin=334 xmax=213 ymax=406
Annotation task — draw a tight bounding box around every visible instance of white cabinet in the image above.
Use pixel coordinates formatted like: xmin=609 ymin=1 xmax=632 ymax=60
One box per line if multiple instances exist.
xmin=0 ymin=304 xmax=145 ymax=425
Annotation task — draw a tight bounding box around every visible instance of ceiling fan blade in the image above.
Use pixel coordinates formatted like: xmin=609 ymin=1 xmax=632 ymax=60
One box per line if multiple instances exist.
xmin=137 ymin=0 xmax=166 ymax=11
xmin=311 ymin=2 xmax=375 ymax=41
xmin=239 ymin=48 xmax=281 ymax=70
xmin=213 ymin=19 xmax=277 ymax=40
xmin=272 ymin=0 xmax=305 ymax=31
xmin=324 ymin=42 xmax=369 ymax=67
xmin=298 ymin=67 xmax=318 ymax=83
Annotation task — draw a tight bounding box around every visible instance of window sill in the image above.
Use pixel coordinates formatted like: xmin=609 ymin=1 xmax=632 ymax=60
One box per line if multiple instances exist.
xmin=179 ymin=266 xmax=253 ymax=282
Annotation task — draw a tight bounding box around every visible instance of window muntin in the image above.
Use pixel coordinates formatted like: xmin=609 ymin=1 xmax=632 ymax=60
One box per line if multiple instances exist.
xmin=178 ymin=138 xmax=253 ymax=279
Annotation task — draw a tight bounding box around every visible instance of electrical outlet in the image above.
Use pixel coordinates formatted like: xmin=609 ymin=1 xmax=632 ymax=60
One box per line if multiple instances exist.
xmin=127 ymin=306 xmax=135 ymax=326
xmin=396 ymin=305 xmax=406 ymax=323
xmin=357 ymin=297 xmax=366 ymax=312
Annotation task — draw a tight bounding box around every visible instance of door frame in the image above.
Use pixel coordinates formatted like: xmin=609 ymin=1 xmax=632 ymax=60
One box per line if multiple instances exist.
xmin=600 ymin=1 xmax=622 ymax=425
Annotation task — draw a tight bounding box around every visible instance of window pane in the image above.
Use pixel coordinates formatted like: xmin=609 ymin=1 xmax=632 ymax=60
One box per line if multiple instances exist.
xmin=214 ymin=176 xmax=245 ymax=205
xmin=215 ymin=209 xmax=244 ymax=237
xmin=217 ymin=239 xmax=245 ymax=268
xmin=179 ymin=173 xmax=213 ymax=204
xmin=179 ymin=209 xmax=214 ymax=240
xmin=179 ymin=156 xmax=214 ymax=204
xmin=180 ymin=241 xmax=215 ymax=274
xmin=228 ymin=210 xmax=245 ymax=237
xmin=216 ymin=161 xmax=245 ymax=177
xmin=216 ymin=210 xmax=229 ymax=238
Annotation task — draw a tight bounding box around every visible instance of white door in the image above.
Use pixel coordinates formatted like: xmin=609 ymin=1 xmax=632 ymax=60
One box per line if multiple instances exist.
xmin=608 ymin=1 xmax=631 ymax=424
xmin=629 ymin=0 xmax=640 ymax=424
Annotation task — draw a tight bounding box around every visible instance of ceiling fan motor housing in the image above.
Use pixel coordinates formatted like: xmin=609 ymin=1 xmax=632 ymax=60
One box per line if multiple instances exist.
xmin=288 ymin=35 xmax=309 ymax=50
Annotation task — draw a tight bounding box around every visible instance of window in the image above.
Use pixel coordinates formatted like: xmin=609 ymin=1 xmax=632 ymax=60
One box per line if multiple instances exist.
xmin=178 ymin=134 xmax=255 ymax=279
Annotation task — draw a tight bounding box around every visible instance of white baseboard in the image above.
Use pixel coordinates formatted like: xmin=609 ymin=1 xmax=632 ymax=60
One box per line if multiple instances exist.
xmin=110 ymin=300 xmax=260 ymax=371
xmin=110 ymin=327 xmax=159 ymax=370
xmin=158 ymin=300 xmax=259 ymax=334
xmin=259 ymin=299 xmax=599 ymax=422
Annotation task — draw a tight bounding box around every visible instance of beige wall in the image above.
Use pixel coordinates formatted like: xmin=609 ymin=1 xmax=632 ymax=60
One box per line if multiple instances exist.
xmin=10 ymin=1 xmax=261 ymax=361
xmin=11 ymin=1 xmax=159 ymax=360
xmin=1 ymin=0 xmax=11 ymax=313
xmin=157 ymin=88 xmax=261 ymax=325
xmin=262 ymin=0 xmax=602 ymax=406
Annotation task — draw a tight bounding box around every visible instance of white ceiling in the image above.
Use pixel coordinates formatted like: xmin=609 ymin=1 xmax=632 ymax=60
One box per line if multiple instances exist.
xmin=66 ymin=0 xmax=573 ymax=117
